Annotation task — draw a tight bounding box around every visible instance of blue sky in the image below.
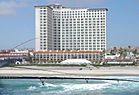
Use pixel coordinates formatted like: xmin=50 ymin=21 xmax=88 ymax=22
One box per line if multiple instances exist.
xmin=0 ymin=0 xmax=139 ymax=49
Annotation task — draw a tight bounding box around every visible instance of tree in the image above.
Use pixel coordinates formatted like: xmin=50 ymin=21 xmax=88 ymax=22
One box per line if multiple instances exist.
xmin=119 ymin=47 xmax=124 ymax=58
xmin=110 ymin=49 xmax=114 ymax=55
xmin=128 ymin=45 xmax=131 ymax=49
xmin=128 ymin=45 xmax=131 ymax=52
xmin=123 ymin=49 xmax=127 ymax=58
xmin=118 ymin=47 xmax=127 ymax=59
xmin=113 ymin=46 xmax=117 ymax=54
xmin=133 ymin=49 xmax=138 ymax=57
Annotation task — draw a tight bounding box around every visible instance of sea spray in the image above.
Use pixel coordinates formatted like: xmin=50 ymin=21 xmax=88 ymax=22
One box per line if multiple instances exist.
xmin=27 ymin=86 xmax=37 ymax=91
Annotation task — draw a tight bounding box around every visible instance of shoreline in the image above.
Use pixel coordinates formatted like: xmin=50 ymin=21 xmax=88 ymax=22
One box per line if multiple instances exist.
xmin=1 ymin=66 xmax=139 ymax=77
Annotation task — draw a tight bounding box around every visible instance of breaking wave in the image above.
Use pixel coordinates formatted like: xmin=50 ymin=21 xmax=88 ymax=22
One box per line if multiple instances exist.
xmin=10 ymin=77 xmax=139 ymax=95
xmin=27 ymin=86 xmax=37 ymax=91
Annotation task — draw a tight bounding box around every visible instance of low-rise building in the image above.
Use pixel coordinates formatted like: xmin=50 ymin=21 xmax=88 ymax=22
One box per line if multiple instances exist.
xmin=105 ymin=54 xmax=120 ymax=59
xmin=33 ymin=50 xmax=104 ymax=63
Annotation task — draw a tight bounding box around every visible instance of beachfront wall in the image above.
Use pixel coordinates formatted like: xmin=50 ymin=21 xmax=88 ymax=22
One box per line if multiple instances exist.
xmin=33 ymin=50 xmax=104 ymax=63
xmin=105 ymin=59 xmax=134 ymax=65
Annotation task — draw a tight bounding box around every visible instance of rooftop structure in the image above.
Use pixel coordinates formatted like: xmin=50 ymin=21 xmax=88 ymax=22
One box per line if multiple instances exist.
xmin=60 ymin=59 xmax=92 ymax=64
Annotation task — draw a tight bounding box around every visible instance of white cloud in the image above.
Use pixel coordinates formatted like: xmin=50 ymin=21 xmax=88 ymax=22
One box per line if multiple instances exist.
xmin=0 ymin=1 xmax=27 ymax=15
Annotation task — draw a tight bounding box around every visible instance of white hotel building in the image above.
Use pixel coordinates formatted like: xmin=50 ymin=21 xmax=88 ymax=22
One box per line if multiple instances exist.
xmin=34 ymin=4 xmax=108 ymax=63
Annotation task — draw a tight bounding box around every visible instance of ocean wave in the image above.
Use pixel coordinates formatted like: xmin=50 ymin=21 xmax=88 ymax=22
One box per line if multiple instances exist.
xmin=36 ymin=83 xmax=110 ymax=95
xmin=27 ymin=86 xmax=37 ymax=91
xmin=26 ymin=77 xmax=139 ymax=94
xmin=98 ymin=76 xmax=139 ymax=80
xmin=60 ymin=83 xmax=110 ymax=91
xmin=37 ymin=81 xmax=111 ymax=92
xmin=38 ymin=80 xmax=139 ymax=92
xmin=39 ymin=82 xmax=57 ymax=88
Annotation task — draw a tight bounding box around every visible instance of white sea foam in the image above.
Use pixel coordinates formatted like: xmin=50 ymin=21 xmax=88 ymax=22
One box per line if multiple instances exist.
xmin=38 ymin=81 xmax=111 ymax=92
xmin=60 ymin=83 xmax=110 ymax=91
xmin=27 ymin=86 xmax=37 ymax=91
xmin=102 ymin=80 xmax=126 ymax=84
xmin=93 ymin=76 xmax=139 ymax=85
xmin=39 ymin=82 xmax=57 ymax=88
xmin=29 ymin=77 xmax=139 ymax=94
xmin=37 ymin=83 xmax=110 ymax=95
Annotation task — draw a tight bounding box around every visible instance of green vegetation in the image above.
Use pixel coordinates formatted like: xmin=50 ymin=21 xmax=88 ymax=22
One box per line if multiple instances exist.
xmin=11 ymin=63 xmax=87 ymax=67
xmin=10 ymin=61 xmax=137 ymax=67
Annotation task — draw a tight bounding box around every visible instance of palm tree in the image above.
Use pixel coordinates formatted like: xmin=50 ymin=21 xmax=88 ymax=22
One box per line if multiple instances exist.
xmin=128 ymin=45 xmax=131 ymax=52
xmin=128 ymin=45 xmax=131 ymax=49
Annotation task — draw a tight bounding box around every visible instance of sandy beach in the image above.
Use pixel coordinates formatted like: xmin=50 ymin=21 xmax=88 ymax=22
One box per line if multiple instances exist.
xmin=0 ymin=66 xmax=139 ymax=76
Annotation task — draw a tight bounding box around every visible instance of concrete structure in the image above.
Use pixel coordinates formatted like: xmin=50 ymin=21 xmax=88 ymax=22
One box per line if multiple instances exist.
xmin=105 ymin=59 xmax=134 ymax=65
xmin=35 ymin=4 xmax=108 ymax=51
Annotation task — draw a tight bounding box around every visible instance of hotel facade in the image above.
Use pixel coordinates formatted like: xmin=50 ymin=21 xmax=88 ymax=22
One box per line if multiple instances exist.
xmin=33 ymin=50 xmax=104 ymax=63
xmin=35 ymin=4 xmax=108 ymax=63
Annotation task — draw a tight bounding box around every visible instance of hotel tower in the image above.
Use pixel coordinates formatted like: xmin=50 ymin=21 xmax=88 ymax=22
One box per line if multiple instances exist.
xmin=35 ymin=4 xmax=108 ymax=51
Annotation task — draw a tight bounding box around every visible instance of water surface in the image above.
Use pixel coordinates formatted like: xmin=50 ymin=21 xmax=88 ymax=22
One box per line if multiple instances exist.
xmin=0 ymin=76 xmax=139 ymax=95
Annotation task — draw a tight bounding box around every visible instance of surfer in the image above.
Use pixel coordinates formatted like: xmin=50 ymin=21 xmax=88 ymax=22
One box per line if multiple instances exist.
xmin=40 ymin=79 xmax=45 ymax=86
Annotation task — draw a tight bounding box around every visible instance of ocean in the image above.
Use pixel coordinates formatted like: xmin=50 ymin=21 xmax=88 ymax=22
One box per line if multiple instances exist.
xmin=0 ymin=76 xmax=139 ymax=95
